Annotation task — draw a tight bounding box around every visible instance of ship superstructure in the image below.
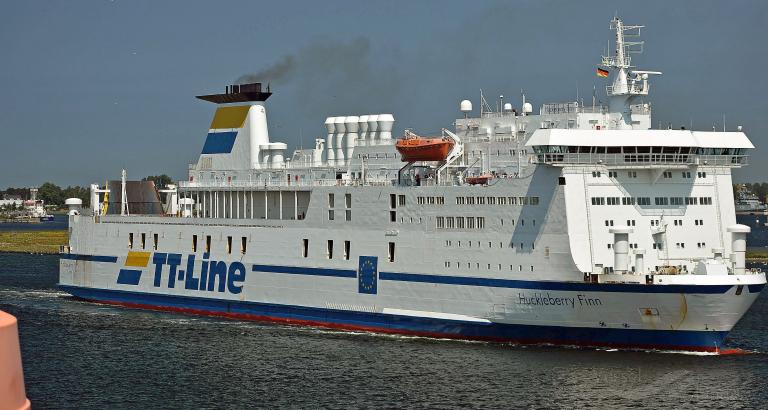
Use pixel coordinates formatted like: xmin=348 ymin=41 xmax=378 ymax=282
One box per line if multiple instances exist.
xmin=59 ymin=17 xmax=765 ymax=352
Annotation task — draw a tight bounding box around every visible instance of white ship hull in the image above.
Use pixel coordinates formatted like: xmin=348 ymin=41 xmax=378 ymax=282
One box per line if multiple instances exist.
xmin=59 ymin=246 xmax=765 ymax=352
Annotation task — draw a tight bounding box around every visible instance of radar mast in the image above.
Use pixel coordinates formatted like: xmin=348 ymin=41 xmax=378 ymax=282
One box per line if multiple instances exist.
xmin=600 ymin=16 xmax=661 ymax=128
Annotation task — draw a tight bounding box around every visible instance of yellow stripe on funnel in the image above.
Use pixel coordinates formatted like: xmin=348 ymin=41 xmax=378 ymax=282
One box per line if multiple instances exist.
xmin=125 ymin=251 xmax=151 ymax=267
xmin=209 ymin=105 xmax=250 ymax=129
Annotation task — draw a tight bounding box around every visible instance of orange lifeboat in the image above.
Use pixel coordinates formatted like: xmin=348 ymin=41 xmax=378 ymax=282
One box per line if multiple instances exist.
xmin=465 ymin=174 xmax=493 ymax=185
xmin=395 ymin=135 xmax=454 ymax=162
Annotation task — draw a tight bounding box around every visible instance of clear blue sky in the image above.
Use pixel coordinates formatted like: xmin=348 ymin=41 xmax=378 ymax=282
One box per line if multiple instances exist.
xmin=1 ymin=0 xmax=766 ymax=187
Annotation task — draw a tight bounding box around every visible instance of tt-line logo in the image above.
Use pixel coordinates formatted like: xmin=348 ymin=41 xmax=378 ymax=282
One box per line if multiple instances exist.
xmin=117 ymin=251 xmax=246 ymax=294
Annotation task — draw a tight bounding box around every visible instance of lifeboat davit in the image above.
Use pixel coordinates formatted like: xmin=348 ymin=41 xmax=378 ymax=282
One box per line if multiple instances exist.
xmin=395 ymin=135 xmax=454 ymax=162
xmin=465 ymin=174 xmax=493 ymax=185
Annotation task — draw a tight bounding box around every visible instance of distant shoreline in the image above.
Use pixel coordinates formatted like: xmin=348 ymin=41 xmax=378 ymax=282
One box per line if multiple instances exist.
xmin=0 ymin=230 xmax=68 ymax=254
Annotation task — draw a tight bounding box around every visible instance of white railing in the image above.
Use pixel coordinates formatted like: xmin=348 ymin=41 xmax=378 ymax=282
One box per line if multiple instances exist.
xmin=533 ymin=153 xmax=748 ymax=167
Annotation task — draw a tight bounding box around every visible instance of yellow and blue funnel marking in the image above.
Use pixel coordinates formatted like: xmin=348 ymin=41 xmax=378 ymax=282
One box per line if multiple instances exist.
xmin=201 ymin=106 xmax=250 ymax=154
xmin=117 ymin=251 xmax=151 ymax=285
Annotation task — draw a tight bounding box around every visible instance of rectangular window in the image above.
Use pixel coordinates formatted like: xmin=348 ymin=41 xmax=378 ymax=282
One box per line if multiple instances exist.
xmin=344 ymin=240 xmax=350 ymax=260
xmin=466 ymin=217 xmax=475 ymax=229
xmin=390 ymin=194 xmax=397 ymax=209
xmin=227 ymin=236 xmax=232 ymax=254
xmin=478 ymin=197 xmax=485 ymax=205
xmin=327 ymin=240 xmax=333 ymax=259
xmin=388 ymin=242 xmax=395 ymax=262
xmin=345 ymin=193 xmax=352 ymax=208
xmin=328 ymin=193 xmax=335 ymax=208
xmin=670 ymin=197 xmax=684 ymax=206
xmin=389 ymin=210 xmax=396 ymax=222
xmin=456 ymin=217 xmax=464 ymax=229
xmin=655 ymin=197 xmax=669 ymax=206
xmin=206 ymin=235 xmax=211 ymax=253
xmin=345 ymin=210 xmax=352 ymax=221
xmin=446 ymin=217 xmax=455 ymax=229
xmin=477 ymin=217 xmax=485 ymax=229
xmin=241 ymin=237 xmax=247 ymax=254
xmin=128 ymin=233 xmax=133 ymax=249
xmin=398 ymin=195 xmax=405 ymax=206
xmin=437 ymin=196 xmax=444 ymax=205
xmin=530 ymin=197 xmax=539 ymax=205
xmin=192 ymin=235 xmax=198 ymax=252
xmin=302 ymin=239 xmax=309 ymax=258
xmin=436 ymin=216 xmax=445 ymax=229
xmin=141 ymin=233 xmax=146 ymax=249
xmin=328 ymin=210 xmax=335 ymax=220
xmin=153 ymin=233 xmax=158 ymax=250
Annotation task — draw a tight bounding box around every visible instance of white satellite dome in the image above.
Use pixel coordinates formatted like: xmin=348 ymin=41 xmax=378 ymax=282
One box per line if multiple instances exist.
xmin=522 ymin=102 xmax=533 ymax=114
xmin=460 ymin=100 xmax=472 ymax=113
xmin=503 ymin=103 xmax=513 ymax=112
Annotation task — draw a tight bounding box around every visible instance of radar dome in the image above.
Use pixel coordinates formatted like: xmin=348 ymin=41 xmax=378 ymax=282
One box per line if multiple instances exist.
xmin=522 ymin=102 xmax=533 ymax=114
xmin=503 ymin=103 xmax=513 ymax=112
xmin=460 ymin=100 xmax=472 ymax=113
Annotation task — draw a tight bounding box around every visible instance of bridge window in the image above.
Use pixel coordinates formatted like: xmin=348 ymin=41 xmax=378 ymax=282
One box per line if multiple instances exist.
xmin=206 ymin=235 xmax=211 ymax=253
xmin=345 ymin=193 xmax=352 ymax=208
xmin=388 ymin=242 xmax=395 ymax=262
xmin=128 ymin=233 xmax=133 ymax=249
xmin=227 ymin=236 xmax=232 ymax=254
xmin=329 ymin=193 xmax=335 ymax=208
xmin=153 ymin=233 xmax=158 ymax=250
xmin=327 ymin=240 xmax=333 ymax=259
xmin=302 ymin=239 xmax=309 ymax=258
xmin=141 ymin=233 xmax=146 ymax=249
xmin=192 ymin=235 xmax=198 ymax=252
xmin=241 ymin=237 xmax=247 ymax=255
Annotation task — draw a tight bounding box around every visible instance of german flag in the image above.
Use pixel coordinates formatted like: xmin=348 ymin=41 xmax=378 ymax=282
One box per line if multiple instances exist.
xmin=596 ymin=68 xmax=609 ymax=78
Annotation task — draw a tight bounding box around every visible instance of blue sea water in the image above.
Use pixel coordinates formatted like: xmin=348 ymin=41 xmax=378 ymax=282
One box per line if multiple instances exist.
xmin=0 ymin=217 xmax=767 ymax=408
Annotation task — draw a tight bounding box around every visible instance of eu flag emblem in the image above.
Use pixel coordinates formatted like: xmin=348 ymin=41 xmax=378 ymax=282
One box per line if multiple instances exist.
xmin=358 ymin=256 xmax=378 ymax=294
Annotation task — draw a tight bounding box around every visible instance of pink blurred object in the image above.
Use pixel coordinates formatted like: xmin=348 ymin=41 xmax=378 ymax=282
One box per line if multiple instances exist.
xmin=0 ymin=311 xmax=30 ymax=410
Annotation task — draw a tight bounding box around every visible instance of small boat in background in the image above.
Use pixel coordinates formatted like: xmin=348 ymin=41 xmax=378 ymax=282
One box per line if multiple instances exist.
xmin=395 ymin=132 xmax=454 ymax=162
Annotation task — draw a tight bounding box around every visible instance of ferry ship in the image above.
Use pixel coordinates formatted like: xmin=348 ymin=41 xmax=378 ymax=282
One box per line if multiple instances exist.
xmin=59 ymin=17 xmax=765 ymax=352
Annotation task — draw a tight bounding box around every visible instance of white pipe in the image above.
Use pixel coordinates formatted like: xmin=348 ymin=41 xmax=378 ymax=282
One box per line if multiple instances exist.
xmin=609 ymin=227 xmax=633 ymax=273
xmin=377 ymin=113 xmax=394 ymax=144
xmin=325 ymin=117 xmax=336 ymax=166
xmin=367 ymin=115 xmax=379 ymax=146
xmin=358 ymin=115 xmax=369 ymax=147
xmin=728 ymin=225 xmax=750 ymax=274
xmin=334 ymin=117 xmax=346 ymax=166
xmin=345 ymin=116 xmax=359 ymax=166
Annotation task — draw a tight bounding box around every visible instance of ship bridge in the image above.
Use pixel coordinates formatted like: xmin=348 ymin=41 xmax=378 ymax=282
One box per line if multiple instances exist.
xmin=527 ymin=129 xmax=753 ymax=168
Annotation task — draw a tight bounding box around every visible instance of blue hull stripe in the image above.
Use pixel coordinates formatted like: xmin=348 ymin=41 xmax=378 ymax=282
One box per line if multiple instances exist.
xmin=58 ymin=285 xmax=728 ymax=350
xmin=379 ymin=271 xmax=734 ymax=294
xmin=60 ymin=254 xmax=118 ymax=263
xmin=59 ymin=254 xmax=739 ymax=294
xmin=252 ymin=264 xmax=356 ymax=278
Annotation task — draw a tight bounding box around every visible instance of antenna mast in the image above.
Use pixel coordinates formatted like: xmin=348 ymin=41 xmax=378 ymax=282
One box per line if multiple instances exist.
xmin=600 ymin=16 xmax=661 ymax=129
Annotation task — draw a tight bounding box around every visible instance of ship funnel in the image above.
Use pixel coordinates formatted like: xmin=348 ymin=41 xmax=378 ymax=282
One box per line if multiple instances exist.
xmin=609 ymin=227 xmax=633 ymax=273
xmin=727 ymin=224 xmax=750 ymax=274
xmin=195 ymin=83 xmax=273 ymax=170
xmin=377 ymin=114 xmax=394 ymax=145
